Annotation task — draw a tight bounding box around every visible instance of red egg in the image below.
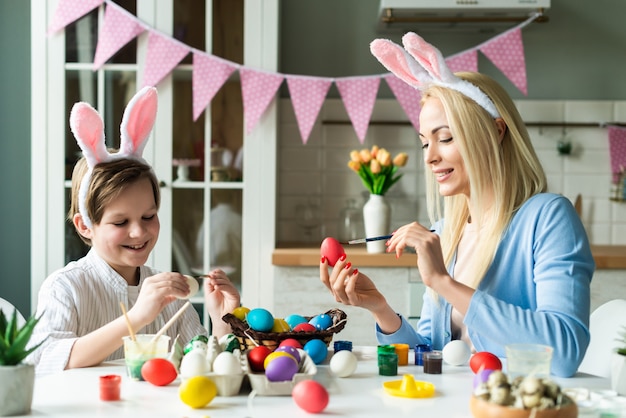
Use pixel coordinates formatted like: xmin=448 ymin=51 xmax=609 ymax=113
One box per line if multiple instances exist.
xmin=279 ymin=338 xmax=303 ymax=349
xmin=320 ymin=237 xmax=345 ymax=267
xmin=292 ymin=380 xmax=329 ymax=414
xmin=247 ymin=345 xmax=272 ymax=372
xmin=469 ymin=351 xmax=503 ymax=374
xmin=140 ymin=358 xmax=178 ymax=386
xmin=293 ymin=323 xmax=317 ymax=332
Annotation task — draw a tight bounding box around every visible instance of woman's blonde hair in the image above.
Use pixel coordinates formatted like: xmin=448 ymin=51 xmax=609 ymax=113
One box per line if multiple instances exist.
xmin=68 ymin=157 xmax=161 ymax=245
xmin=423 ymin=72 xmax=547 ymax=288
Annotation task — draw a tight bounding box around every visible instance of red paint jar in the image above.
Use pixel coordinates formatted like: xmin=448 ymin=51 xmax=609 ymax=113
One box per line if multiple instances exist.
xmin=99 ymin=374 xmax=121 ymax=401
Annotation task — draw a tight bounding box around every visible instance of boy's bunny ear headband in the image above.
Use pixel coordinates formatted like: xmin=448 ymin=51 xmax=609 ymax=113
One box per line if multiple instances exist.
xmin=370 ymin=32 xmax=500 ymax=119
xmin=69 ymin=86 xmax=158 ymax=229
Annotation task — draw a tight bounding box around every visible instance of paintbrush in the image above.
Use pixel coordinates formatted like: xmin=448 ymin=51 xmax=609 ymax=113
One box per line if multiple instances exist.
xmin=341 ymin=230 xmax=436 ymax=245
xmin=340 ymin=234 xmax=393 ymax=245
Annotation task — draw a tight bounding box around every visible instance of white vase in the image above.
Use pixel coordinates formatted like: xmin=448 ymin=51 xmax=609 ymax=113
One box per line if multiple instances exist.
xmin=0 ymin=363 xmax=35 ymax=416
xmin=611 ymin=352 xmax=626 ymax=395
xmin=362 ymin=194 xmax=391 ymax=253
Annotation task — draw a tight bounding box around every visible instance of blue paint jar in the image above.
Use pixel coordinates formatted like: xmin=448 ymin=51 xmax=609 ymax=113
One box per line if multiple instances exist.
xmin=415 ymin=343 xmax=432 ymax=366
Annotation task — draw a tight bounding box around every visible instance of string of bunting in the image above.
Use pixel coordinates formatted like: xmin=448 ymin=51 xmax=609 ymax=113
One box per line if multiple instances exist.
xmin=48 ymin=0 xmax=538 ymax=145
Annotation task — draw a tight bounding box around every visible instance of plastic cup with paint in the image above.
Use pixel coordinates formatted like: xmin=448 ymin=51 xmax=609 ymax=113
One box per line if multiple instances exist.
xmin=122 ymin=334 xmax=170 ymax=381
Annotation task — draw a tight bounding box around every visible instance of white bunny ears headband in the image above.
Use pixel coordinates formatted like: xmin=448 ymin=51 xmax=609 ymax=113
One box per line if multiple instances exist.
xmin=370 ymin=32 xmax=500 ymax=119
xmin=69 ymin=86 xmax=158 ymax=228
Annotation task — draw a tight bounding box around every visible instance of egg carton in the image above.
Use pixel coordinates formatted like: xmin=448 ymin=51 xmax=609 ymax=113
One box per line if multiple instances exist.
xmin=206 ymin=372 xmax=247 ymax=397
xmin=247 ymin=352 xmax=317 ymax=396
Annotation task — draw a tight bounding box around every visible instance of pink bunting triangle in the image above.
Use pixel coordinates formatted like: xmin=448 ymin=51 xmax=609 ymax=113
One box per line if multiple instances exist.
xmin=384 ymin=74 xmax=421 ymax=132
xmin=192 ymin=53 xmax=238 ymax=120
xmin=609 ymin=126 xmax=626 ymax=183
xmin=142 ymin=31 xmax=190 ymax=87
xmin=445 ymin=49 xmax=478 ymax=73
xmin=335 ymin=76 xmax=381 ymax=144
xmin=286 ymin=76 xmax=332 ymax=144
xmin=47 ymin=0 xmax=103 ymax=35
xmin=480 ymin=28 xmax=528 ymax=95
xmin=93 ymin=4 xmax=145 ymax=70
xmin=240 ymin=69 xmax=284 ymax=135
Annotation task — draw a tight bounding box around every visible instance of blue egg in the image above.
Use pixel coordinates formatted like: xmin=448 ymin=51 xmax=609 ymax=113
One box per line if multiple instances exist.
xmin=304 ymin=339 xmax=328 ymax=365
xmin=309 ymin=314 xmax=333 ymax=330
xmin=284 ymin=314 xmax=308 ymax=330
xmin=246 ymin=308 xmax=274 ymax=332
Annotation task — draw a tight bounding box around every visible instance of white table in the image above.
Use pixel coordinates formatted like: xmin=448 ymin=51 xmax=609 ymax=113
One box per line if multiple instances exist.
xmin=18 ymin=347 xmax=619 ymax=418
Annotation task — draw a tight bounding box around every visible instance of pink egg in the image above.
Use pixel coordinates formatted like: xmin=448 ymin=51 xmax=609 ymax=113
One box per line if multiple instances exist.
xmin=293 ymin=380 xmax=329 ymax=413
xmin=265 ymin=355 xmax=299 ymax=382
xmin=275 ymin=345 xmax=301 ymax=363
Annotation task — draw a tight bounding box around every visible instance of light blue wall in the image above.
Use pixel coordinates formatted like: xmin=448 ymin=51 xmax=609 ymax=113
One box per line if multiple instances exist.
xmin=0 ymin=0 xmax=31 ymax=316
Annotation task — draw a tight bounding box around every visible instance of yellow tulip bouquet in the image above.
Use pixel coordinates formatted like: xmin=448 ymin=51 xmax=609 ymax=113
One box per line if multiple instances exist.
xmin=347 ymin=145 xmax=408 ymax=196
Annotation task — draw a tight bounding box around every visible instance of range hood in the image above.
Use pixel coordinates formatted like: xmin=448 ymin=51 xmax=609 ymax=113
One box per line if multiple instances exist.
xmin=378 ymin=0 xmax=550 ymax=32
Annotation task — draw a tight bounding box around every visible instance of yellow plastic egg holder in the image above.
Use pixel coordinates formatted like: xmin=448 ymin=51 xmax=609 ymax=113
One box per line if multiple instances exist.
xmin=383 ymin=374 xmax=435 ymax=398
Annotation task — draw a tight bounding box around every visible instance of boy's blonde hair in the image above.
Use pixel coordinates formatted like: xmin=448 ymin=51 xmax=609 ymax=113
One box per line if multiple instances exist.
xmin=423 ymin=72 xmax=547 ymax=288
xmin=68 ymin=157 xmax=161 ymax=245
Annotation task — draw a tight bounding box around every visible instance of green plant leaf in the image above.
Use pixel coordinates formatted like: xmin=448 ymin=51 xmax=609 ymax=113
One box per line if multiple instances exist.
xmin=3 ymin=309 xmax=18 ymax=344
xmin=0 ymin=308 xmax=7 ymax=336
xmin=0 ymin=310 xmax=46 ymax=365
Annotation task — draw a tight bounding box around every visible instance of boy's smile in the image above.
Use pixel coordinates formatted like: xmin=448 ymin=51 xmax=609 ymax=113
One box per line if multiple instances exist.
xmin=84 ymin=178 xmax=160 ymax=284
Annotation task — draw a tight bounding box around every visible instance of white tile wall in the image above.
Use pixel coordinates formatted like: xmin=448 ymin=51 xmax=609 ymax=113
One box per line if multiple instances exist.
xmin=278 ymin=98 xmax=626 ymax=245
xmin=273 ymin=99 xmax=626 ymax=347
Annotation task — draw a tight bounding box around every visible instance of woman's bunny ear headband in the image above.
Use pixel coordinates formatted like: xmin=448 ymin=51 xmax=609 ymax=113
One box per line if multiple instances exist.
xmin=370 ymin=32 xmax=500 ymax=119
xmin=69 ymin=86 xmax=158 ymax=229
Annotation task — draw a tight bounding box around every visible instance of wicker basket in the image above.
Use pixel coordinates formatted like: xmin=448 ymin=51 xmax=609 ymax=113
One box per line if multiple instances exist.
xmin=222 ymin=308 xmax=347 ymax=351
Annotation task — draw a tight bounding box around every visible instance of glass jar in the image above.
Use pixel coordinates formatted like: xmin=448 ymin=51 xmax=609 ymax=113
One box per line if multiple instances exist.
xmin=338 ymin=199 xmax=362 ymax=243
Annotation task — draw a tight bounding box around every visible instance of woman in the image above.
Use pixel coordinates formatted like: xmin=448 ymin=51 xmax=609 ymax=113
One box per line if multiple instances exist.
xmin=320 ymin=33 xmax=594 ymax=377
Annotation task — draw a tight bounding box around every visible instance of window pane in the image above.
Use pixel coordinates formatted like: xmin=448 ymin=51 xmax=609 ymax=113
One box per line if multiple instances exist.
xmin=208 ymin=189 xmax=242 ymax=291
xmin=65 ymin=1 xmax=138 ymax=64
xmin=174 ymin=0 xmax=206 ymax=65
xmin=102 ymin=71 xmax=138 ymax=148
xmin=172 ymin=69 xmax=205 ymax=181
xmin=65 ymin=10 xmax=98 ymax=63
xmin=172 ymin=188 xmax=204 ymax=275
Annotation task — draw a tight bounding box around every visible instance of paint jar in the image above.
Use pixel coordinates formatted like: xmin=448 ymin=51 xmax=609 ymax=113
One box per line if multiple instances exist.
xmin=414 ymin=343 xmax=432 ymax=366
xmin=334 ymin=340 xmax=353 ymax=352
xmin=377 ymin=345 xmax=398 ymax=376
xmin=391 ymin=343 xmax=409 ymax=366
xmin=99 ymin=374 xmax=121 ymax=401
xmin=423 ymin=351 xmax=443 ymax=374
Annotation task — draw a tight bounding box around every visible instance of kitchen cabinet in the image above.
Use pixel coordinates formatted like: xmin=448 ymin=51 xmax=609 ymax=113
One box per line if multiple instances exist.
xmin=31 ymin=0 xmax=278 ymax=327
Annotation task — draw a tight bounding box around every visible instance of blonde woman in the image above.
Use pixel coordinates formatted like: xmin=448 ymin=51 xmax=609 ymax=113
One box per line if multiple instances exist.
xmin=320 ymin=34 xmax=594 ymax=377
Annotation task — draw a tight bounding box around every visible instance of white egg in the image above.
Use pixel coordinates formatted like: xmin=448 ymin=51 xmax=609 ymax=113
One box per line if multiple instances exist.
xmin=329 ymin=350 xmax=358 ymax=378
xmin=177 ymin=275 xmax=200 ymax=299
xmin=212 ymin=351 xmax=242 ymax=375
xmin=442 ymin=340 xmax=471 ymax=366
xmin=179 ymin=350 xmax=208 ymax=378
